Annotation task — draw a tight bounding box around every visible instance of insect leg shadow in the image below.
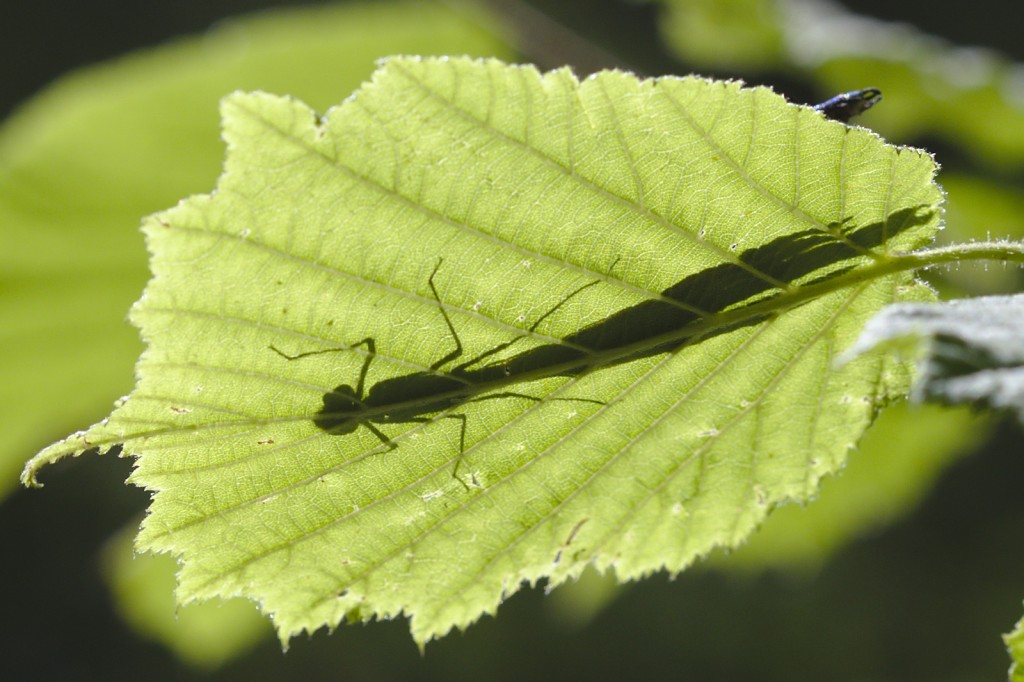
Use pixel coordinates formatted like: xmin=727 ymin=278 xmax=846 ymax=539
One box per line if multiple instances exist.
xmin=272 ymin=260 xmax=604 ymax=487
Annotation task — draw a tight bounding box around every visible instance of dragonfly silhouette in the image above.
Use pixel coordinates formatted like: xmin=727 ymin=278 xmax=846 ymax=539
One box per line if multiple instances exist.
xmin=273 ymin=200 xmax=931 ymax=485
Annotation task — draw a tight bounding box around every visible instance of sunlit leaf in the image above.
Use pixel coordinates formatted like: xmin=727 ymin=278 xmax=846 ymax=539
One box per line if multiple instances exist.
xmin=25 ymin=56 xmax=942 ymax=644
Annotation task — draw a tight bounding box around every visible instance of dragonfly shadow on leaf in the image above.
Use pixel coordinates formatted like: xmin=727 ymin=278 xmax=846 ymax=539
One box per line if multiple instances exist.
xmin=275 ymin=204 xmax=934 ymax=486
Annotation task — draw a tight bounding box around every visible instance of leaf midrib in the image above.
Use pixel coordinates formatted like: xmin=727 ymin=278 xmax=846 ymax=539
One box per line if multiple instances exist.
xmin=122 ymin=245 xmax=914 ymax=477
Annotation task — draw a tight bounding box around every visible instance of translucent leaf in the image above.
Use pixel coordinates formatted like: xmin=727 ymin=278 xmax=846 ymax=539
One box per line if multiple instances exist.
xmin=848 ymin=294 xmax=1024 ymax=422
xmin=0 ymin=0 xmax=510 ymax=497
xmin=24 ymin=56 xmax=942 ymax=644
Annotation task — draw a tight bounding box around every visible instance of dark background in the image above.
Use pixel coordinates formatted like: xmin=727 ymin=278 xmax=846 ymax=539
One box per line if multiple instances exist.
xmin=3 ymin=1 xmax=1023 ymax=680
xmin=5 ymin=0 xmax=1024 ymax=120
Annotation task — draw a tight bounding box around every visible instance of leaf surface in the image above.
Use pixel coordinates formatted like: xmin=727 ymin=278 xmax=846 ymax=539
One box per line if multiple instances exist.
xmin=25 ymin=57 xmax=942 ymax=643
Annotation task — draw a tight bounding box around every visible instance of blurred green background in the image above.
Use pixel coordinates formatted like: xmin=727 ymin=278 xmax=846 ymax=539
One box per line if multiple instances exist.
xmin=2 ymin=1 xmax=1022 ymax=680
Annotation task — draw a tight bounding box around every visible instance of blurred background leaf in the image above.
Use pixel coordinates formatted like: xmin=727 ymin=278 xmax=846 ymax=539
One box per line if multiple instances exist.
xmin=102 ymin=523 xmax=272 ymax=669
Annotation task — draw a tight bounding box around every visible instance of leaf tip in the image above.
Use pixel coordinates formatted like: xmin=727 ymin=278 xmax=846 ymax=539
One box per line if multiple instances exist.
xmin=20 ymin=429 xmax=94 ymax=488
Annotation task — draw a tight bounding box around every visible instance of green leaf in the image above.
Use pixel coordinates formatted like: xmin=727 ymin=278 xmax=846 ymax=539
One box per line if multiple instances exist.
xmin=848 ymin=294 xmax=1024 ymax=422
xmin=0 ymin=0 xmax=510 ymax=497
xmin=1008 ymin=609 xmax=1024 ymax=682
xmin=24 ymin=56 xmax=942 ymax=644
xmin=102 ymin=523 xmax=270 ymax=669
xmin=657 ymin=0 xmax=786 ymax=70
